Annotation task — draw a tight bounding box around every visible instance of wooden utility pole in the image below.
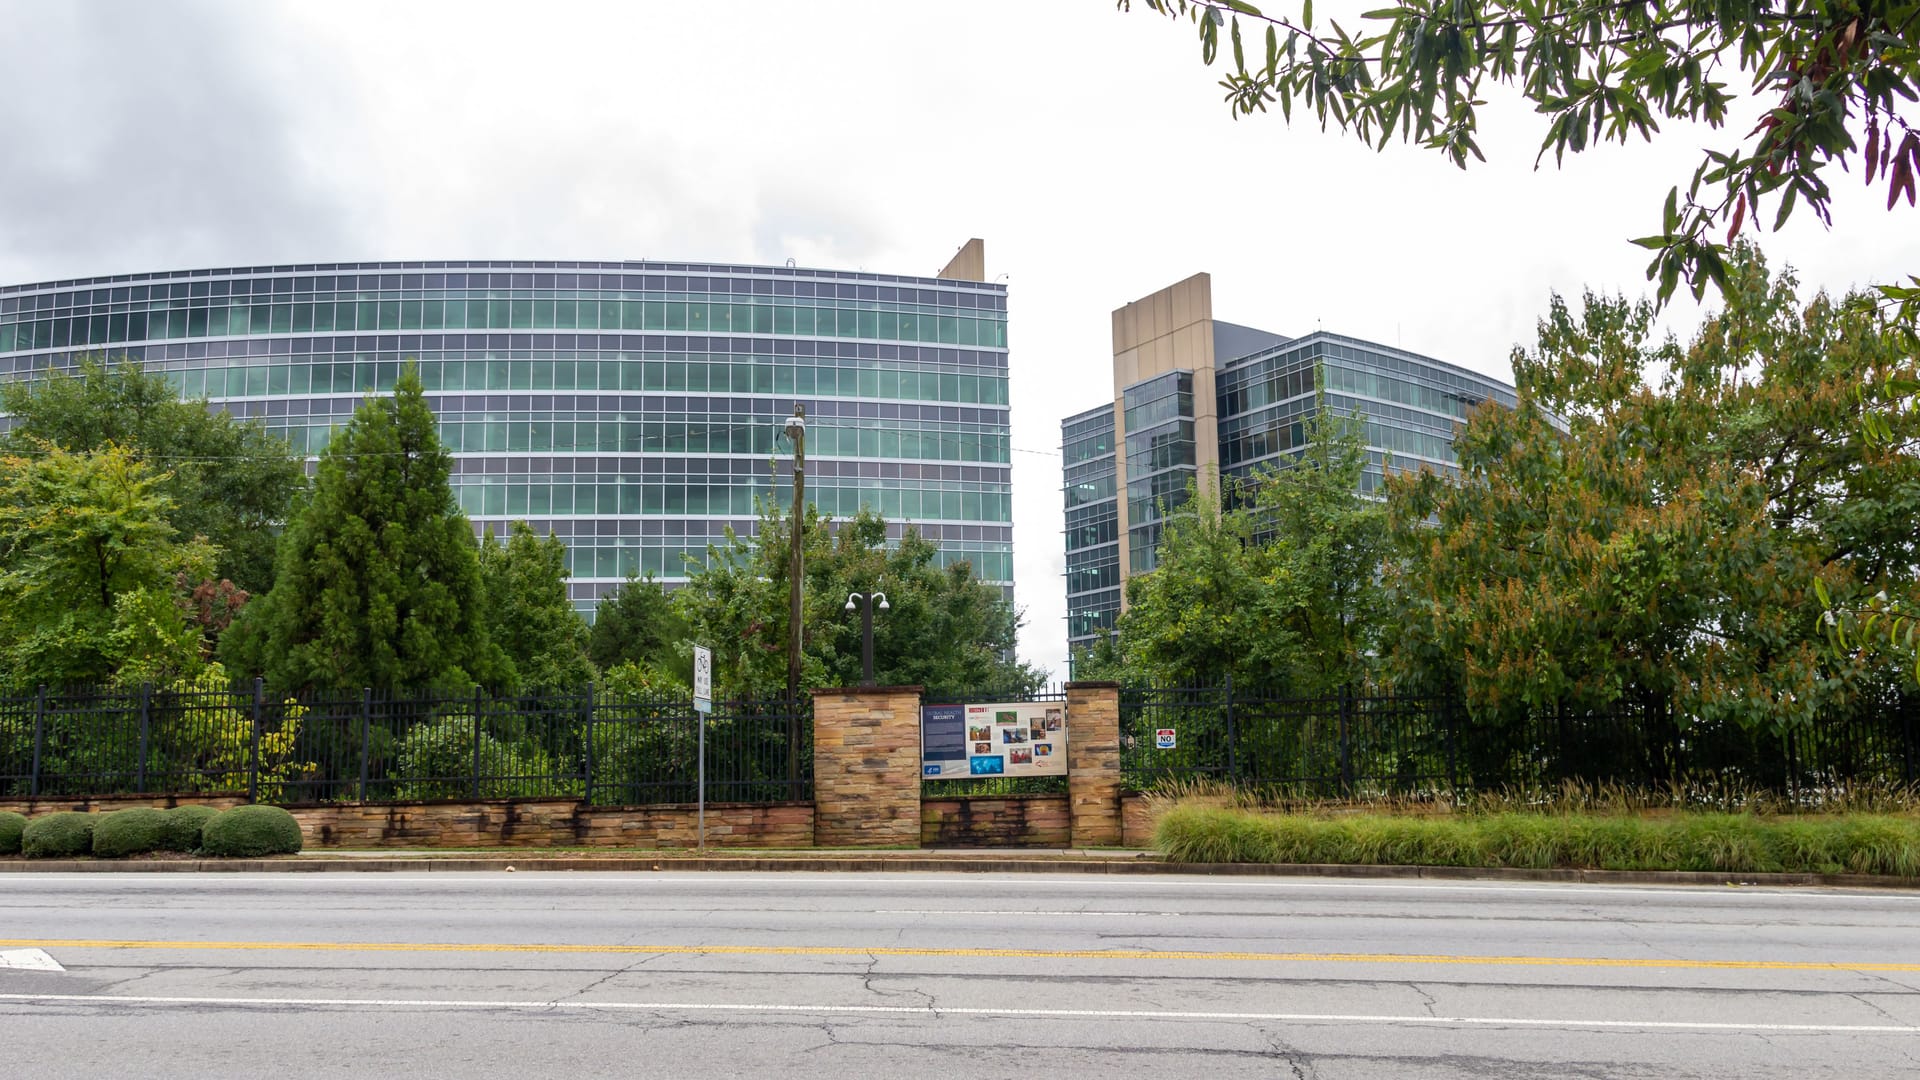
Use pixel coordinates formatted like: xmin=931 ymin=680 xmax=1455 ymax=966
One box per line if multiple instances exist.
xmin=784 ymin=404 xmax=807 ymax=783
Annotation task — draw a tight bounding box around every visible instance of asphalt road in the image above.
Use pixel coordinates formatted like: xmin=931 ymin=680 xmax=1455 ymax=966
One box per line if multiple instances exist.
xmin=3 ymin=871 xmax=1918 ymax=1079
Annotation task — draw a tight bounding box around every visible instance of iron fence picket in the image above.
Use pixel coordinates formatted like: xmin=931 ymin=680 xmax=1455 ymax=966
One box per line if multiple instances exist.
xmin=0 ymin=683 xmax=809 ymax=807
xmin=1120 ymin=684 xmax=1920 ymax=799
xmin=6 ymin=680 xmax=1918 ymax=805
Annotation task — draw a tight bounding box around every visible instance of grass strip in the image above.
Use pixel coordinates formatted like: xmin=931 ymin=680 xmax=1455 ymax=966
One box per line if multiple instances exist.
xmin=1154 ymin=804 xmax=1920 ymax=876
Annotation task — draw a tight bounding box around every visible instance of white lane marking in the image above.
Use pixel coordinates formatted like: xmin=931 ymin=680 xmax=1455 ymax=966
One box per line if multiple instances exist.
xmin=0 ymin=949 xmax=64 ymax=972
xmin=0 ymin=992 xmax=1914 ymax=1033
xmin=875 ymin=903 xmax=1175 ymax=910
xmin=6 ymin=874 xmax=1915 ymax=903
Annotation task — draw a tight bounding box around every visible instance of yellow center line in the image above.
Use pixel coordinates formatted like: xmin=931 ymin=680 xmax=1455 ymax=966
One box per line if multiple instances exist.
xmin=1 ymin=938 xmax=1912 ymax=972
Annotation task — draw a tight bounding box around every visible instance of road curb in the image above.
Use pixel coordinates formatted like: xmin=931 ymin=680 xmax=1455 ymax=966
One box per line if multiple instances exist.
xmin=3 ymin=854 xmax=1918 ymax=889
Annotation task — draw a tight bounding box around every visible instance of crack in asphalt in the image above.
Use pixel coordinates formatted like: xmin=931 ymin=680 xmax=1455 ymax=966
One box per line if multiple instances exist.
xmin=1847 ymin=991 xmax=1906 ymax=1025
xmin=1253 ymin=1023 xmax=1317 ymax=1079
xmin=1406 ymin=980 xmax=1439 ymax=1017
xmin=860 ymin=953 xmax=936 ymax=1013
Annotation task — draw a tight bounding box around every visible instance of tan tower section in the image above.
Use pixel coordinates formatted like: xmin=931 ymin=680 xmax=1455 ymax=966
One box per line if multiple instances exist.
xmin=1108 ymin=273 xmax=1222 ymax=589
xmin=937 ymin=238 xmax=987 ymax=282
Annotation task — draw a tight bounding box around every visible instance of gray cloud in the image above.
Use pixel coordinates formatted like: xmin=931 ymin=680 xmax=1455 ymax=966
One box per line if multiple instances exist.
xmin=0 ymin=0 xmax=360 ymax=284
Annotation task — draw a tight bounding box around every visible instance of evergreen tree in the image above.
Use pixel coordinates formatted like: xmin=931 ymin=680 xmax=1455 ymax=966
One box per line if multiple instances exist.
xmin=222 ymin=364 xmax=504 ymax=691
xmin=588 ymin=572 xmax=689 ymax=683
xmin=479 ymin=522 xmax=595 ymax=693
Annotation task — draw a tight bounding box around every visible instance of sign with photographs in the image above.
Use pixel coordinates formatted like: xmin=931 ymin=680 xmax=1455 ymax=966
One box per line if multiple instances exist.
xmin=920 ymin=701 xmax=1067 ymax=779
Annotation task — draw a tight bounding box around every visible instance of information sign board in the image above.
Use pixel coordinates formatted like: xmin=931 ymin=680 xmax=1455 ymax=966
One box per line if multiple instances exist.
xmin=921 ymin=701 xmax=1067 ymax=779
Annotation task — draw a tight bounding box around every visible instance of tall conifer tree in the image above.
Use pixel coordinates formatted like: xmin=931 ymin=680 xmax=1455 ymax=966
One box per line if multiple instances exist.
xmin=223 ymin=365 xmax=504 ymax=690
xmin=479 ymin=521 xmax=594 ymax=693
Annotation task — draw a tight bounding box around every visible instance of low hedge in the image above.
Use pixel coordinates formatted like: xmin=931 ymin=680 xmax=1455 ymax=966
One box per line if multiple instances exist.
xmin=200 ymin=805 xmax=303 ymax=858
xmin=22 ymin=811 xmax=97 ymax=859
xmin=92 ymin=808 xmax=170 ymax=858
xmin=161 ymin=804 xmax=221 ymax=852
xmin=0 ymin=810 xmax=25 ymax=855
xmin=1155 ymin=804 xmax=1920 ymax=877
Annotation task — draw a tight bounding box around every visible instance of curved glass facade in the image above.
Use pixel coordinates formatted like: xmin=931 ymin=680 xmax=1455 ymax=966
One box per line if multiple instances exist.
xmin=0 ymin=259 xmax=1014 ymax=609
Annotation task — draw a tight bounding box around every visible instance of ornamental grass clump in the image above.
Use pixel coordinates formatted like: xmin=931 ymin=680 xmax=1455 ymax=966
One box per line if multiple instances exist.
xmin=91 ymin=808 xmax=169 ymax=858
xmin=21 ymin=811 xmax=95 ymax=858
xmin=0 ymin=810 xmax=26 ymax=855
xmin=1154 ymin=802 xmax=1920 ymax=876
xmin=199 ymin=805 xmax=303 ymax=858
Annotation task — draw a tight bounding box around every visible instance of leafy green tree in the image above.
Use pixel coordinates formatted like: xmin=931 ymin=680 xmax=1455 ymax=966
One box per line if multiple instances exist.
xmin=1123 ymin=1 xmax=1920 ymax=308
xmin=1386 ymin=246 xmax=1920 ymax=730
xmin=1 ymin=357 xmax=305 ymax=593
xmin=675 ymin=500 xmax=1042 ymax=699
xmin=479 ymin=521 xmax=595 ymax=692
xmin=0 ymin=442 xmax=212 ymax=687
xmin=222 ymin=364 xmax=506 ymax=691
xmin=1081 ymin=403 xmax=1390 ymax=692
xmin=588 ymin=572 xmax=691 ymax=683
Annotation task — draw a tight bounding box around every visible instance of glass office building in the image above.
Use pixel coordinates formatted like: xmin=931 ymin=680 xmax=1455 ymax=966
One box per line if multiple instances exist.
xmin=0 ymin=245 xmax=1014 ymax=610
xmin=1062 ymin=273 xmax=1518 ymax=661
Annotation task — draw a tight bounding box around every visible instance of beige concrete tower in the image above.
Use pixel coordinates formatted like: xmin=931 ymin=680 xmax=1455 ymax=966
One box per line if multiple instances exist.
xmin=937 ymin=238 xmax=986 ymax=282
xmin=1109 ymin=273 xmax=1222 ymax=585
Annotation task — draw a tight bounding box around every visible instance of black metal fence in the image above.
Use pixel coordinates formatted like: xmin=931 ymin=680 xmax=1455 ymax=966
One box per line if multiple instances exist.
xmin=1121 ymin=682 xmax=1920 ymax=798
xmin=0 ymin=682 xmax=812 ymax=806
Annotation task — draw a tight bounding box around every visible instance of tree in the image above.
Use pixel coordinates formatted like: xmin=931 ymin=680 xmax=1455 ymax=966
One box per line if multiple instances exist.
xmin=675 ymin=499 xmax=1043 ymax=699
xmin=588 ymin=572 xmax=690 ymax=683
xmin=1 ymin=357 xmax=305 ymax=594
xmin=222 ymin=364 xmax=505 ymax=691
xmin=1386 ymin=245 xmax=1920 ymax=730
xmin=0 ymin=442 xmax=213 ymax=687
xmin=1122 ymin=1 xmax=1920 ymax=307
xmin=479 ymin=522 xmax=595 ymax=693
xmin=1079 ymin=403 xmax=1391 ymax=691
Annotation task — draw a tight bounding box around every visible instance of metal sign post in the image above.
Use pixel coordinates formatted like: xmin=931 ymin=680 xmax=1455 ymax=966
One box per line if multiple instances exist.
xmin=693 ymin=645 xmax=712 ymax=850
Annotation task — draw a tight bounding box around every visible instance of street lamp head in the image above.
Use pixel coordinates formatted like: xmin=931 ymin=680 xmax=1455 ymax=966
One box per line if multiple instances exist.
xmin=875 ymin=593 xmax=890 ymax=612
xmin=844 ymin=593 xmax=858 ymax=612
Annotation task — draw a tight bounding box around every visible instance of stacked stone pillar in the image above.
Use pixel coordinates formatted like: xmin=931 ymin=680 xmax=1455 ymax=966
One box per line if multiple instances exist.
xmin=1066 ymin=681 xmax=1123 ymax=847
xmin=811 ymin=685 xmax=924 ymax=847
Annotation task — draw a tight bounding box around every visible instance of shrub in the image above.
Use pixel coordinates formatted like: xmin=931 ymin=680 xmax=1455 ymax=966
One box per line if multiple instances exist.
xmin=393 ymin=714 xmax=576 ymax=800
xmin=92 ymin=808 xmax=170 ymax=858
xmin=200 ymin=805 xmax=303 ymax=857
xmin=0 ymin=810 xmax=25 ymax=855
xmin=22 ymin=811 xmax=96 ymax=858
xmin=161 ymin=804 xmax=220 ymax=852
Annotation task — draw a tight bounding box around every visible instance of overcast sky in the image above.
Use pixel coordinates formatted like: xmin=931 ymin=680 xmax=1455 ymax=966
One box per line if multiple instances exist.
xmin=2 ymin=1 xmax=1915 ymax=679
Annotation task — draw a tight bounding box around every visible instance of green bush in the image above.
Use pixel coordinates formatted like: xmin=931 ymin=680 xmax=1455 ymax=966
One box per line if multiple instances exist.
xmin=200 ymin=805 xmax=303 ymax=857
xmin=0 ymin=810 xmax=25 ymax=855
xmin=22 ymin=811 xmax=96 ymax=858
xmin=92 ymin=808 xmax=170 ymax=858
xmin=393 ymin=714 xmax=577 ymax=800
xmin=1153 ymin=803 xmax=1920 ymax=876
xmin=161 ymin=804 xmax=220 ymax=852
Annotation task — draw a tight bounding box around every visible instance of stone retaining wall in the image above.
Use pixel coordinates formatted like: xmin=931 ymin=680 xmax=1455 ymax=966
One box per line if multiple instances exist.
xmin=0 ymin=795 xmax=814 ymax=850
xmin=1121 ymin=792 xmax=1157 ymax=848
xmin=920 ymin=793 xmax=1070 ymax=847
